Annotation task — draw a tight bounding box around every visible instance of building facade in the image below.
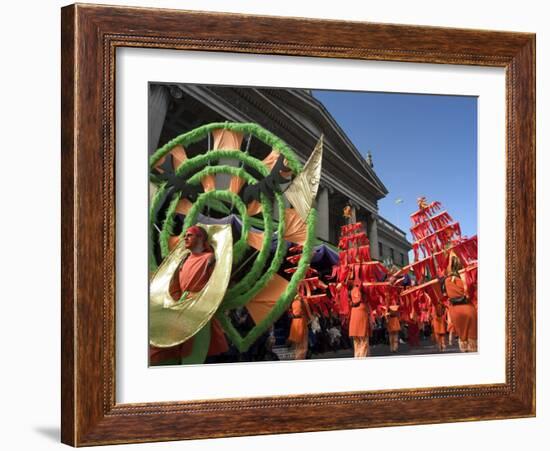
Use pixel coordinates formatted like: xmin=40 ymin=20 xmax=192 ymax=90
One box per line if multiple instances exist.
xmin=149 ymin=83 xmax=410 ymax=265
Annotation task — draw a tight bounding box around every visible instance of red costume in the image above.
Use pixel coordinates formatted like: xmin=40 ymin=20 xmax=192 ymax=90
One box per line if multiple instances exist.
xmin=407 ymin=310 xmax=420 ymax=347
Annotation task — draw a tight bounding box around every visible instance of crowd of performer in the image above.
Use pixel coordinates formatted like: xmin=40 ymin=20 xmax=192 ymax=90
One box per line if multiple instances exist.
xmin=186 ymin=255 xmax=478 ymax=364
xmin=220 ymin=263 xmax=477 ymax=362
xmin=291 ymin=244 xmax=476 ymax=360
xmin=150 ymin=215 xmax=477 ymax=366
xmin=281 ymin=255 xmax=477 ymax=361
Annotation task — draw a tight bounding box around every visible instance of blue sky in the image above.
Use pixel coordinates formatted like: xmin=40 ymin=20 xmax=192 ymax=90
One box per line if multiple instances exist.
xmin=312 ymin=90 xmax=478 ymax=244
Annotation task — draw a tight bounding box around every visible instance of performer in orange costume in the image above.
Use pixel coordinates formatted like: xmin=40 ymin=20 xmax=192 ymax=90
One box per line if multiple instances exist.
xmin=407 ymin=309 xmax=420 ymax=348
xmin=431 ymin=302 xmax=447 ymax=352
xmin=149 ymin=226 xmax=229 ymax=365
xmin=348 ymin=282 xmax=370 ymax=357
xmin=288 ymin=294 xmax=312 ymax=360
xmin=447 ymin=309 xmax=456 ymax=347
xmin=386 ymin=305 xmax=401 ymax=352
xmin=444 ymin=256 xmax=477 ymax=352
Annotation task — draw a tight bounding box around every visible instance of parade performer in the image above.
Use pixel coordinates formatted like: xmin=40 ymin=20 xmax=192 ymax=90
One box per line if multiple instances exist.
xmin=447 ymin=309 xmax=456 ymax=347
xmin=386 ymin=305 xmax=401 ymax=352
xmin=443 ymin=256 xmax=477 ymax=352
xmin=432 ymin=302 xmax=447 ymax=352
xmin=348 ymin=282 xmax=370 ymax=357
xmin=343 ymin=205 xmax=352 ymax=222
xmin=149 ymin=226 xmax=228 ymax=364
xmin=407 ymin=309 xmax=421 ymax=348
xmin=288 ymin=294 xmax=312 ymax=360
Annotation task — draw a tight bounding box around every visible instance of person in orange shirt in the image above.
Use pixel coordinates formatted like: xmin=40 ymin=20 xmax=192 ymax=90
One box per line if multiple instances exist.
xmin=348 ymin=282 xmax=370 ymax=357
xmin=149 ymin=226 xmax=229 ymax=365
xmin=386 ymin=305 xmax=401 ymax=353
xmin=431 ymin=302 xmax=447 ymax=352
xmin=443 ymin=256 xmax=477 ymax=352
xmin=288 ymin=294 xmax=312 ymax=360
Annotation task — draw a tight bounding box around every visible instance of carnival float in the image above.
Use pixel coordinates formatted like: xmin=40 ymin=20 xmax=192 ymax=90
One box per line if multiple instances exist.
xmin=399 ymin=197 xmax=478 ymax=318
xmin=149 ymin=122 xmax=324 ymax=363
xmin=148 ymin=121 xmax=478 ymax=363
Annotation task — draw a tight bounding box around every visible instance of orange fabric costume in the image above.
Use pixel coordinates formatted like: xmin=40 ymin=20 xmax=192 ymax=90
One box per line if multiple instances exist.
xmin=432 ymin=303 xmax=447 ymax=351
xmin=445 ymin=275 xmax=477 ymax=351
xmin=349 ymin=286 xmax=370 ymax=338
xmin=178 ymin=251 xmax=216 ymax=293
xmin=150 ymin=249 xmax=228 ymax=364
xmin=288 ymin=298 xmax=309 ymax=359
xmin=446 ymin=275 xmax=467 ymax=299
xmin=432 ymin=303 xmax=447 ymax=336
xmin=288 ymin=298 xmax=308 ymax=343
xmin=387 ymin=313 xmax=401 ymax=333
xmin=387 ymin=308 xmax=401 ymax=352
xmin=349 ymin=286 xmax=370 ymax=357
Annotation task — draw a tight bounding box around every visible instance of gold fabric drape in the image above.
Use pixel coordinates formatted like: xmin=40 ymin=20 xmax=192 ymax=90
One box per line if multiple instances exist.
xmin=201 ymin=175 xmax=216 ymax=192
xmin=149 ymin=224 xmax=233 ymax=348
xmin=284 ymin=136 xmax=323 ymax=221
xmin=283 ymin=208 xmax=308 ymax=244
xmin=245 ymin=273 xmax=289 ymax=324
xmin=168 ymin=236 xmax=180 ymax=252
xmin=212 ymin=129 xmax=244 ymax=150
xmin=153 ymin=144 xmax=188 ymax=173
xmin=175 ymin=198 xmax=193 ymax=215
xmin=262 ymin=149 xmax=281 ymax=170
xmin=229 ymin=177 xmax=245 ymax=194
xmin=246 ymin=208 xmax=308 ymax=248
xmin=247 ymin=230 xmax=265 ymax=251
xmin=247 ymin=200 xmax=262 ymax=217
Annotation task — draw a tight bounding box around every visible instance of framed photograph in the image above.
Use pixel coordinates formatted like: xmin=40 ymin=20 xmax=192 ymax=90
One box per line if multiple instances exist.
xmin=61 ymin=3 xmax=535 ymax=446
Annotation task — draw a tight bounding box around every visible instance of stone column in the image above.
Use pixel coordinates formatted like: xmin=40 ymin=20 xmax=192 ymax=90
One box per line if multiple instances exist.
xmin=148 ymin=84 xmax=170 ymax=155
xmin=351 ymin=204 xmax=357 ymax=224
xmin=316 ymin=185 xmax=330 ymax=241
xmin=148 ymin=85 xmax=170 ymax=202
xmin=368 ymin=212 xmax=380 ymax=259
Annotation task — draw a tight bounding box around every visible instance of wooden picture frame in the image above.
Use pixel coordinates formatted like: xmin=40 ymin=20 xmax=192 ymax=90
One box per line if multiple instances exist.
xmin=61 ymin=3 xmax=535 ymax=446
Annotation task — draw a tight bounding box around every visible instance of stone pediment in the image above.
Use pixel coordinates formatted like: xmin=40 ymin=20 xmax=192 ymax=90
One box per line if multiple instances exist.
xmin=174 ymin=85 xmax=389 ymax=213
xmin=266 ymin=89 xmax=388 ymax=198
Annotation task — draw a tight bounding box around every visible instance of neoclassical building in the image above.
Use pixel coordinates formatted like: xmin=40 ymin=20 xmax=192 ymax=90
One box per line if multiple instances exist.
xmin=149 ymin=84 xmax=410 ymax=265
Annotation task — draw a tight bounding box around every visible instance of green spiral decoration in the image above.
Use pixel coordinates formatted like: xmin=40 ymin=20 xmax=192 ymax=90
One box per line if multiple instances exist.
xmin=149 ymin=122 xmax=317 ymax=353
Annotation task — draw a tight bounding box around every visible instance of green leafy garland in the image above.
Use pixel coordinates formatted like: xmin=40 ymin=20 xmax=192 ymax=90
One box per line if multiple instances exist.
xmin=186 ymin=165 xmax=258 ymax=186
xmin=159 ymin=192 xmax=182 ymax=258
xmin=181 ymin=190 xmax=251 ymax=264
xmin=149 ymin=182 xmax=167 ymax=272
xmin=221 ymin=191 xmax=274 ymax=302
xmin=150 ymin=122 xmax=302 ymax=175
xmin=222 ymin=193 xmax=286 ymax=308
xmin=149 ymin=122 xmax=319 ymax=354
xmin=217 ymin=208 xmax=317 ymax=352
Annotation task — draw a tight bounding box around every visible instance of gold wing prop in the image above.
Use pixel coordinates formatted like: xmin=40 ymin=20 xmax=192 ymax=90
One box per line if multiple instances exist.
xmin=283 ymin=135 xmax=323 ymax=221
xmin=149 ymin=224 xmax=233 ymax=348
